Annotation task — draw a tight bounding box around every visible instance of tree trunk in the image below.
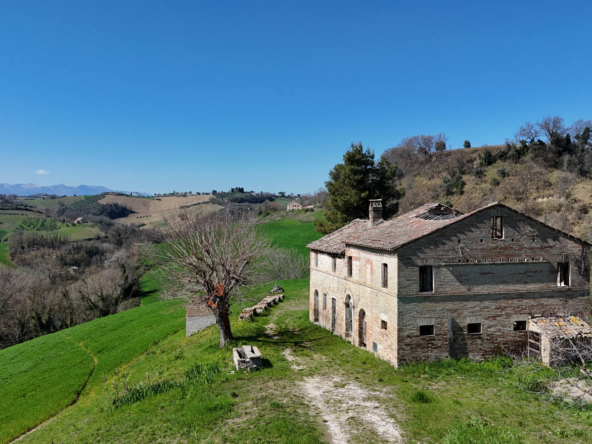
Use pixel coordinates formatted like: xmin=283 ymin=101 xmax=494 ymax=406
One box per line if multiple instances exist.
xmin=216 ymin=310 xmax=233 ymax=348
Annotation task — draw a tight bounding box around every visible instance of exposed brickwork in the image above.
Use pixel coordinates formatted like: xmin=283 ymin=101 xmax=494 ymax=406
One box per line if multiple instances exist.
xmin=309 ymin=203 xmax=591 ymax=368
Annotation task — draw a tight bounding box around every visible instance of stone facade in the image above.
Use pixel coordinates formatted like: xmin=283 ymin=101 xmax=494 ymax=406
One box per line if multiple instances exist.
xmin=308 ymin=202 xmax=591 ymax=368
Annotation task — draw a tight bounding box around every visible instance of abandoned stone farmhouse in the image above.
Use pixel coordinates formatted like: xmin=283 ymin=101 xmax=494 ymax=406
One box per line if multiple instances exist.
xmin=307 ymin=200 xmax=591 ymax=367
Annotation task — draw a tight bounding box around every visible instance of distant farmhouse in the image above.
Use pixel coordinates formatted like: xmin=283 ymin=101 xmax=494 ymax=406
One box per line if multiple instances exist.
xmin=307 ymin=200 xmax=591 ymax=367
xmin=287 ymin=201 xmax=302 ymax=211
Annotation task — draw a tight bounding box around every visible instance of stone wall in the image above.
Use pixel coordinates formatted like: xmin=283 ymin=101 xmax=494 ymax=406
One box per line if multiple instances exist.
xmin=397 ymin=290 xmax=589 ymax=363
xmin=186 ymin=302 xmax=216 ymax=337
xmin=309 ymin=247 xmax=398 ymax=365
xmin=395 ymin=206 xmax=590 ymax=363
xmin=309 ymin=205 xmax=591 ymax=367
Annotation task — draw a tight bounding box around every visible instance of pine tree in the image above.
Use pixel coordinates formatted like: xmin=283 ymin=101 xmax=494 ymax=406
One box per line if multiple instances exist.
xmin=314 ymin=142 xmax=402 ymax=234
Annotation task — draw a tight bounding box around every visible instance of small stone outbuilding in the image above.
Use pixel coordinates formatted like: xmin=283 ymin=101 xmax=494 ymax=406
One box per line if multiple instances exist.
xmin=186 ymin=301 xmax=216 ymax=337
xmin=528 ymin=316 xmax=592 ymax=365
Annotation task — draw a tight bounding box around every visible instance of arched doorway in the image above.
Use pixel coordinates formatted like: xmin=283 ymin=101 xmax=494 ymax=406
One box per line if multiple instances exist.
xmin=313 ymin=290 xmax=319 ymax=322
xmin=358 ymin=309 xmax=366 ymax=347
xmin=344 ymin=295 xmax=353 ymax=337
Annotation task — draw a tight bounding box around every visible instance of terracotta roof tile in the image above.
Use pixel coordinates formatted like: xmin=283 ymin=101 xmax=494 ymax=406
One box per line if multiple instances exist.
xmin=529 ymin=316 xmax=592 ymax=339
xmin=307 ymin=201 xmax=591 ymax=254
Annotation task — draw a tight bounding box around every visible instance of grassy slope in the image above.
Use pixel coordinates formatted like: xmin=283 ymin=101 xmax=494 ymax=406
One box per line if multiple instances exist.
xmin=25 ymin=196 xmax=83 ymax=210
xmin=261 ymin=218 xmax=322 ymax=256
xmin=15 ymin=278 xmax=592 ymax=443
xmin=0 ymin=243 xmax=14 ymax=267
xmin=0 ymin=299 xmax=185 ymax=443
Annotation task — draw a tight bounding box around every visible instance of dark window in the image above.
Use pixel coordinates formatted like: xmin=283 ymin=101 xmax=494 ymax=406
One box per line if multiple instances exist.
xmin=381 ymin=320 xmax=387 ymax=330
xmin=347 ymin=256 xmax=352 ymax=277
xmin=372 ymin=342 xmax=378 ymax=352
xmin=419 ymin=266 xmax=433 ymax=292
xmin=419 ymin=325 xmax=434 ymax=336
xmin=332 ymin=257 xmax=336 ymax=272
xmin=558 ymin=262 xmax=570 ymax=287
xmin=491 ymin=216 xmax=503 ymax=239
xmin=468 ymin=323 xmax=482 ymax=334
xmin=513 ymin=320 xmax=526 ymax=331
xmin=323 ymin=293 xmax=327 ymax=310
xmin=381 ymin=263 xmax=388 ymax=288
xmin=314 ymin=252 xmax=318 ymax=267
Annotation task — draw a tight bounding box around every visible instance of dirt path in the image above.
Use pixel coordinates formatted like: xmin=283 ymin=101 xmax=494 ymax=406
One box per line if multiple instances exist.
xmin=265 ymin=298 xmax=403 ymax=443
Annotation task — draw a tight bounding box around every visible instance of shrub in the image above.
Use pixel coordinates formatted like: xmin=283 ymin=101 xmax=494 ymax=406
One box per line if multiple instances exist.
xmin=497 ymin=167 xmax=509 ymax=178
xmin=471 ymin=166 xmax=484 ymax=177
xmin=410 ymin=389 xmax=435 ymax=404
xmin=463 ymin=140 xmax=471 ymax=148
xmin=489 ymin=177 xmax=501 ymax=187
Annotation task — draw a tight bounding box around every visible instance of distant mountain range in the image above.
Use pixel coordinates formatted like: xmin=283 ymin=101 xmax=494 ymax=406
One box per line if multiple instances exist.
xmin=0 ymin=183 xmax=151 ymax=197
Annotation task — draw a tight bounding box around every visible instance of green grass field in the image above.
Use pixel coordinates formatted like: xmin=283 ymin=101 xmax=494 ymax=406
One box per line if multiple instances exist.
xmin=261 ymin=219 xmax=322 ymax=256
xmin=25 ymin=196 xmax=83 ymax=210
xmin=6 ymin=278 xmax=590 ymax=443
xmin=0 ymin=243 xmax=14 ymax=267
xmin=55 ymin=224 xmax=101 ymax=241
xmin=0 ymin=299 xmax=185 ymax=443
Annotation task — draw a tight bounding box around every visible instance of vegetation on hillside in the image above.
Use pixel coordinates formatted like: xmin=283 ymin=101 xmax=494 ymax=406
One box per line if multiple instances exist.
xmin=315 ymin=142 xmax=402 ymax=234
xmin=16 ymin=216 xmax=59 ymax=232
xmin=307 ymin=115 xmax=592 ymax=241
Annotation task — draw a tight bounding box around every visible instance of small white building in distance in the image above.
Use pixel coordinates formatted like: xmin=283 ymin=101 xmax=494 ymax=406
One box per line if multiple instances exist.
xmin=287 ymin=201 xmax=302 ymax=211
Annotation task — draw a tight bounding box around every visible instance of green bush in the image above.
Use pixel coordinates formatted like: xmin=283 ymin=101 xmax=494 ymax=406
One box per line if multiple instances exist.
xmin=489 ymin=177 xmax=501 ymax=187
xmin=410 ymin=389 xmax=435 ymax=404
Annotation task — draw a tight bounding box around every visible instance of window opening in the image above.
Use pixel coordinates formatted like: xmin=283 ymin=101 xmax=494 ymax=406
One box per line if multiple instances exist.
xmin=347 ymin=256 xmax=352 ymax=277
xmin=513 ymin=320 xmax=526 ymax=331
xmin=358 ymin=310 xmax=366 ymax=348
xmin=381 ymin=263 xmax=388 ymax=288
xmin=332 ymin=257 xmax=336 ymax=272
xmin=419 ymin=266 xmax=433 ymax=292
xmin=419 ymin=325 xmax=434 ymax=336
xmin=314 ymin=252 xmax=318 ymax=267
xmin=467 ymin=323 xmax=482 ymax=334
xmin=381 ymin=320 xmax=387 ymax=330
xmin=323 ymin=293 xmax=327 ymax=310
xmin=344 ymin=296 xmax=353 ymax=337
xmin=491 ymin=216 xmax=503 ymax=239
xmin=331 ymin=298 xmax=336 ymax=332
xmin=557 ymin=262 xmax=570 ymax=287
xmin=313 ymin=291 xmax=319 ymax=322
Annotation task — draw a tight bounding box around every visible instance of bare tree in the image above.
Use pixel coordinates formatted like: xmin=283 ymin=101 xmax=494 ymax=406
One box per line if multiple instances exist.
xmin=568 ymin=119 xmax=592 ymax=137
xmin=260 ymin=248 xmax=309 ymax=281
xmin=537 ymin=116 xmax=566 ymax=141
xmin=71 ymin=264 xmax=137 ymax=317
xmin=516 ymin=121 xmax=540 ymax=142
xmin=155 ymin=209 xmax=271 ymax=347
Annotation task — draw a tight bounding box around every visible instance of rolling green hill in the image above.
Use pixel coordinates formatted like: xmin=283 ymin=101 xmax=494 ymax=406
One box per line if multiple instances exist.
xmin=261 ymin=219 xmax=322 ymax=256
xmin=0 ymin=299 xmax=185 ymax=443
xmin=25 ymin=196 xmax=83 ymax=210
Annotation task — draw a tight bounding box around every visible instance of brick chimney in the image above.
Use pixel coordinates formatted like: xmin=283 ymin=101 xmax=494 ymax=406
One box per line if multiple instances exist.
xmin=369 ymin=199 xmax=383 ymax=226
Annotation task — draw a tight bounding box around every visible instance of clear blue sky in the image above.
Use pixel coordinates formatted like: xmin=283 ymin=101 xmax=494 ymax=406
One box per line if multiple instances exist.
xmin=1 ymin=1 xmax=591 ymax=195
